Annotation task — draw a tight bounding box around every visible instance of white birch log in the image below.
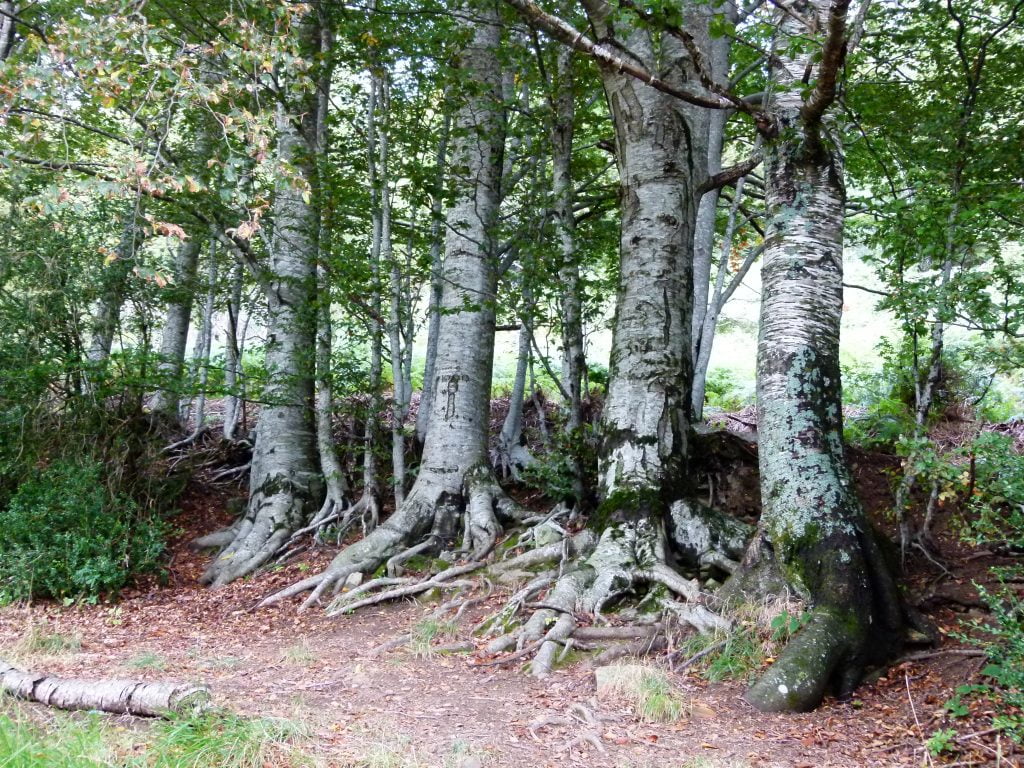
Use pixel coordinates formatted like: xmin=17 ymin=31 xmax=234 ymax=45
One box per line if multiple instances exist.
xmin=0 ymin=659 xmax=210 ymax=717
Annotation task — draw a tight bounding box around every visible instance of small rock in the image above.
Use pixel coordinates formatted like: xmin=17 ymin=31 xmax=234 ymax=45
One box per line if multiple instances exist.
xmin=533 ymin=521 xmax=564 ymax=547
xmin=344 ymin=572 xmax=363 ymax=589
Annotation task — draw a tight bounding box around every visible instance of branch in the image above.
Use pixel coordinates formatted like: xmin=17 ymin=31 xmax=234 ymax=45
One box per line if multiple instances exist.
xmin=502 ymin=0 xmax=738 ymax=111
xmin=0 ymin=5 xmax=48 ymax=44
xmin=699 ymin=152 xmax=763 ymax=195
xmin=0 ymin=150 xmax=269 ymax=294
xmin=843 ymin=281 xmax=889 ymax=298
xmin=612 ymin=0 xmax=750 ymax=111
xmin=846 ymin=0 xmax=873 ymax=53
xmin=800 ymin=0 xmax=853 ymax=124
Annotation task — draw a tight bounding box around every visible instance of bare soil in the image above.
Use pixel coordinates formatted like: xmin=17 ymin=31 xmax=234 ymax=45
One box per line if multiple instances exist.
xmin=1 ymin=461 xmax=1019 ymax=767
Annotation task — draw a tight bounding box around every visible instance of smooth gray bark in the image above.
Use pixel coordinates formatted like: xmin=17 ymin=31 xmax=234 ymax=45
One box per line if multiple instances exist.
xmin=262 ymin=6 xmax=509 ymax=610
xmin=690 ymin=3 xmax=734 ymax=362
xmin=739 ymin=0 xmax=909 ymax=713
xmin=222 ymin=261 xmax=245 ymax=440
xmin=87 ymin=206 xmax=144 ymax=364
xmin=691 ymin=173 xmax=749 ymax=416
xmin=185 ymin=239 xmax=218 ymax=432
xmin=586 ymin=0 xmax=709 ymax=500
xmin=415 ymin=110 xmax=451 ymax=445
xmin=1 ymin=2 xmax=16 ymax=62
xmin=202 ymin=14 xmax=324 ymax=586
xmin=483 ymin=3 xmax=727 ymax=677
xmin=495 ymin=297 xmax=535 ymax=479
xmin=150 ymin=236 xmax=201 ymax=418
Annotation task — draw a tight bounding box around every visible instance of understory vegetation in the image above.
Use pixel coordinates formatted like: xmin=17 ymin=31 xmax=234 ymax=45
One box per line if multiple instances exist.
xmin=0 ymin=707 xmax=314 ymax=768
xmin=0 ymin=0 xmax=1023 ymax=762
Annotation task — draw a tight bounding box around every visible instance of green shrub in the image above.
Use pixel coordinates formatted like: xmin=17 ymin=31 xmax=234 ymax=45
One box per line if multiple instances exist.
xmin=931 ymin=431 xmax=1024 ymax=744
xmin=0 ymin=459 xmax=167 ymax=603
xmin=520 ymin=422 xmax=598 ymax=504
xmin=703 ymin=368 xmax=750 ymax=412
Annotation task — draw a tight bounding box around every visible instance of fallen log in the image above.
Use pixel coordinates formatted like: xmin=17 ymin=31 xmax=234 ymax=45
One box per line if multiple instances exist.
xmin=0 ymin=658 xmax=211 ymax=717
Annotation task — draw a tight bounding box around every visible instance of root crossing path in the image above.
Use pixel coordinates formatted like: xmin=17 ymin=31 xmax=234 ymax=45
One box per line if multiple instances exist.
xmin=0 ymin=555 xmax=942 ymax=768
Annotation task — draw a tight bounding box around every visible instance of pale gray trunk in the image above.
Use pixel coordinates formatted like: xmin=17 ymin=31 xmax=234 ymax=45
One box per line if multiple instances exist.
xmin=87 ymin=207 xmax=144 ymax=363
xmin=496 ymin=301 xmax=535 ymax=479
xmin=312 ymin=13 xmax=347 ymax=518
xmin=376 ymin=72 xmax=410 ymax=507
xmin=551 ymin=46 xmax=584 ymax=432
xmin=690 ymin=10 xmax=733 ymax=356
xmin=585 ymin=2 xmax=709 ymax=499
xmin=202 ymin=15 xmax=323 ymax=586
xmin=1 ymin=2 xmax=16 ymax=62
xmin=152 ymin=108 xmax=218 ymax=419
xmin=150 ymin=236 xmax=201 ymax=418
xmin=222 ymin=262 xmax=245 ymax=440
xmin=360 ymin=69 xmax=385 ymax=522
xmin=260 ymin=7 xmax=508 ymax=610
xmin=186 ymin=239 xmax=218 ymax=431
xmin=0 ymin=659 xmax=209 ymax=718
xmin=314 ymin=264 xmax=347 ymax=510
xmin=691 ymin=173 xmax=748 ymax=417
xmin=741 ymin=0 xmax=909 ymax=713
xmin=416 ymin=110 xmax=451 ymax=445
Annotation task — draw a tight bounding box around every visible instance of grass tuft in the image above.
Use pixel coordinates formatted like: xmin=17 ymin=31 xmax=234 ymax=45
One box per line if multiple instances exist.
xmin=0 ymin=704 xmax=315 ymax=768
xmin=408 ymin=618 xmax=457 ymax=659
xmin=11 ymin=621 xmax=81 ymax=659
xmin=282 ymin=638 xmax=317 ymax=666
xmin=127 ymin=651 xmax=167 ymax=670
xmin=595 ymin=663 xmax=686 ymax=723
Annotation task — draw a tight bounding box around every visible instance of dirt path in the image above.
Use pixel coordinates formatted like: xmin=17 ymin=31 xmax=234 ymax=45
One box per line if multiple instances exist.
xmin=0 ymin=486 xmax=1014 ymax=767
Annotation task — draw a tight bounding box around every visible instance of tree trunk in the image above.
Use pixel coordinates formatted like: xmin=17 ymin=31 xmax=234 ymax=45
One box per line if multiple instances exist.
xmin=690 ymin=4 xmax=733 ymax=375
xmin=1 ymin=659 xmax=210 ymax=718
xmin=738 ymin=0 xmax=910 ymax=713
xmin=201 ymin=13 xmax=324 ymax=586
xmin=691 ymin=173 xmax=749 ymax=415
xmin=550 ymin=45 xmax=588 ymax=506
xmin=0 ymin=1 xmax=15 ymax=62
xmin=184 ymin=238 xmax=219 ymax=433
xmin=587 ymin=0 xmax=708 ymax=509
xmin=415 ymin=108 xmax=451 ymax=446
xmin=87 ymin=205 xmax=144 ymax=364
xmin=483 ymin=3 xmax=729 ymax=677
xmin=495 ymin=304 xmax=535 ymax=479
xmin=222 ymin=261 xmax=245 ymax=441
xmin=150 ymin=236 xmax=201 ymax=419
xmin=261 ymin=4 xmax=509 ymax=610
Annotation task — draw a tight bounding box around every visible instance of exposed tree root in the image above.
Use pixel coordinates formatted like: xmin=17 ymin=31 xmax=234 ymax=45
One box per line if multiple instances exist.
xmin=190 ymin=524 xmax=240 ymax=551
xmin=529 ymin=702 xmax=614 ymax=756
xmin=326 ymin=561 xmax=485 ymax=616
xmin=666 ymin=499 xmax=752 ymax=576
xmin=480 ymin=518 xmax=729 ymax=677
xmin=260 ymin=465 xmax=524 ymax=611
xmin=209 ymin=462 xmax=251 ymax=484
xmin=201 ymin=475 xmax=319 ymax=587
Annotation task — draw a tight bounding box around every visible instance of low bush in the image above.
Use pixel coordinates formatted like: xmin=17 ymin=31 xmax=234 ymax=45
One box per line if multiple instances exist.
xmin=0 ymin=458 xmax=167 ymax=603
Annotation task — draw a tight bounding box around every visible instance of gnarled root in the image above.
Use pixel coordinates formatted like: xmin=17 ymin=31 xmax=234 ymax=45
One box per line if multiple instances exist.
xmin=666 ymin=499 xmax=753 ymax=577
xmin=200 ymin=476 xmax=318 ymax=587
xmin=326 ymin=561 xmax=485 ymax=616
xmin=258 ymin=484 xmax=441 ymax=611
xmin=259 ymin=465 xmax=518 ymax=612
xmin=480 ymin=518 xmax=728 ymax=677
xmin=735 ymin=523 xmax=928 ymax=712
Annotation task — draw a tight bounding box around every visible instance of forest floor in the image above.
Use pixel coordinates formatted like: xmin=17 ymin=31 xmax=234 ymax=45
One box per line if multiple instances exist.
xmin=0 ymin=441 xmax=1020 ymax=767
